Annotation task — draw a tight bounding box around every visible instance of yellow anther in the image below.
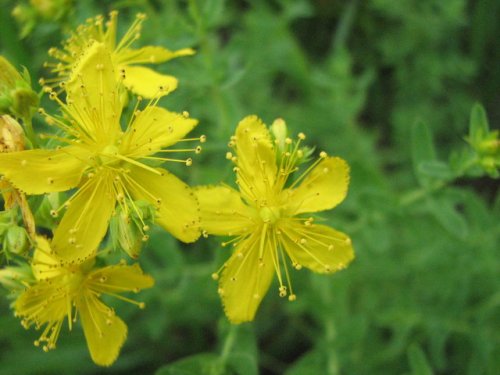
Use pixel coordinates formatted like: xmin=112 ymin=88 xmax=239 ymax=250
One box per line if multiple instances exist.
xmin=279 ymin=286 xmax=287 ymax=297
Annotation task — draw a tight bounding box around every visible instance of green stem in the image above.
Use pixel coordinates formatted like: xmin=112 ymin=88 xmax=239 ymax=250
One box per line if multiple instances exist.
xmin=220 ymin=323 xmax=238 ymax=363
xmin=332 ymin=0 xmax=359 ymax=53
xmin=399 ymin=156 xmax=480 ymax=206
xmin=22 ymin=116 xmax=37 ymax=148
xmin=325 ymin=318 xmax=339 ymax=375
xmin=320 ymin=277 xmax=340 ymax=375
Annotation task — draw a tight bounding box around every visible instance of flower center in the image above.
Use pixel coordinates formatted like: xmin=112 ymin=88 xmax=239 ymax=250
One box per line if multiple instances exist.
xmin=98 ymin=144 xmax=121 ymax=166
xmin=259 ymin=206 xmax=281 ymax=224
xmin=62 ymin=268 xmax=84 ymax=295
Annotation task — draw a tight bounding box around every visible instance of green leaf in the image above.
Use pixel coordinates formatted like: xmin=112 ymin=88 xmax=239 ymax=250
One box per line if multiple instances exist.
xmin=285 ymin=349 xmax=325 ymax=375
xmin=411 ymin=121 xmax=438 ymax=186
xmin=469 ymin=103 xmax=490 ymax=145
xmin=417 ymin=161 xmax=454 ymax=181
xmin=155 ymin=353 xmax=222 ymax=375
xmin=426 ymin=195 xmax=469 ymax=240
xmin=412 ymin=121 xmax=437 ymax=164
xmin=407 ymin=344 xmax=434 ymax=375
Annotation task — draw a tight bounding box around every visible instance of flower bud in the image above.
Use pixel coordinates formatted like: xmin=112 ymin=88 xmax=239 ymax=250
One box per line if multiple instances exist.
xmin=0 ymin=56 xmax=39 ymax=119
xmin=30 ymin=0 xmax=72 ymax=20
xmin=4 ymin=225 xmax=30 ymax=255
xmin=271 ymin=118 xmax=288 ymax=152
xmin=109 ymin=200 xmax=156 ymax=259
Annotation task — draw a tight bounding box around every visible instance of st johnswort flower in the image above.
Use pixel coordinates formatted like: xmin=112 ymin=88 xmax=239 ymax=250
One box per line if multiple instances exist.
xmin=43 ymin=11 xmax=194 ymax=98
xmin=14 ymin=236 xmax=154 ymax=366
xmin=0 ymin=41 xmax=202 ymax=263
xmin=196 ymin=116 xmax=354 ymax=323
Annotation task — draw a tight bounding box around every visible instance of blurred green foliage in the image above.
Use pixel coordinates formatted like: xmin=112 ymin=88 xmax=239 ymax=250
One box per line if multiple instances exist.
xmin=0 ymin=0 xmax=499 ymax=374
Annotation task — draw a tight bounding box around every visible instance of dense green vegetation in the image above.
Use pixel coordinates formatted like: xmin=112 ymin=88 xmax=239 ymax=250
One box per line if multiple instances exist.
xmin=0 ymin=0 xmax=498 ymax=374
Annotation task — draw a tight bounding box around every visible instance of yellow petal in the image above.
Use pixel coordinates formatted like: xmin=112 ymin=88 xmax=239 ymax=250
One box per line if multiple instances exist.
xmin=122 ymin=66 xmax=178 ymax=98
xmin=219 ymin=232 xmax=275 ymax=323
xmin=279 ymin=221 xmax=354 ymax=274
xmin=195 ymin=185 xmax=255 ymax=236
xmin=65 ymin=41 xmax=122 ymax=143
xmin=284 ymin=157 xmax=350 ymax=215
xmin=124 ymin=165 xmax=200 ymax=243
xmin=0 ymin=146 xmax=87 ymax=194
xmin=88 ymin=263 xmax=154 ymax=294
xmin=15 ymin=278 xmax=67 ymax=326
xmin=234 ymin=115 xmax=277 ymax=201
xmin=32 ymin=236 xmax=64 ymax=280
xmin=122 ymin=106 xmax=198 ymax=158
xmin=78 ymin=292 xmax=127 ymax=367
xmin=52 ymin=173 xmax=116 ymax=263
xmin=117 ymin=46 xmax=195 ymax=65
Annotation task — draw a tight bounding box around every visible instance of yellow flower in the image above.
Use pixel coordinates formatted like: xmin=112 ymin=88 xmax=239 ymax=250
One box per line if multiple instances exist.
xmin=43 ymin=11 xmax=194 ymax=98
xmin=14 ymin=236 xmax=154 ymax=366
xmin=0 ymin=41 xmax=201 ymax=262
xmin=196 ymin=116 xmax=354 ymax=323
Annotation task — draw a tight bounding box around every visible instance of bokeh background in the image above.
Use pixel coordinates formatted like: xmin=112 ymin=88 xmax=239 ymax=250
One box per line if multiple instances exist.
xmin=0 ymin=0 xmax=499 ymax=374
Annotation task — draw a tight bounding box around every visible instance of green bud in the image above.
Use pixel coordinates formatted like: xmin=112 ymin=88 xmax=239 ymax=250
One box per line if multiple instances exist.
xmin=109 ymin=200 xmax=155 ymax=259
xmin=478 ymin=134 xmax=499 ymax=156
xmin=0 ymin=56 xmax=39 ymax=118
xmin=479 ymin=156 xmax=499 ymax=178
xmin=271 ymin=118 xmax=288 ymax=152
xmin=30 ymin=0 xmax=72 ymax=21
xmin=11 ymin=87 xmax=39 ymax=119
xmin=4 ymin=225 xmax=30 ymax=255
xmin=110 ymin=211 xmax=143 ymax=259
xmin=12 ymin=5 xmax=37 ymax=38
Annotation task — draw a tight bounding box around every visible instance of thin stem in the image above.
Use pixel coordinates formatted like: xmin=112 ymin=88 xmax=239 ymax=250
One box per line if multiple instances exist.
xmin=332 ymin=0 xmax=359 ymax=54
xmin=22 ymin=116 xmax=38 ymax=148
xmin=220 ymin=323 xmax=239 ymax=364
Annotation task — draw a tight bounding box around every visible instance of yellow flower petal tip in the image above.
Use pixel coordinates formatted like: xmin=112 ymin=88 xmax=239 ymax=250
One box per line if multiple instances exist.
xmin=196 ymin=116 xmax=354 ymax=323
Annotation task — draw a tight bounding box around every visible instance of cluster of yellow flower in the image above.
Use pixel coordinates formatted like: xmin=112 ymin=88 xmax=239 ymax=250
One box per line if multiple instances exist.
xmin=0 ymin=12 xmax=354 ymax=366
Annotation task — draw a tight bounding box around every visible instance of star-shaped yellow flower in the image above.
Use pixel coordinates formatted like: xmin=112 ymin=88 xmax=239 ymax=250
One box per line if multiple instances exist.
xmin=14 ymin=236 xmax=154 ymax=366
xmin=196 ymin=116 xmax=354 ymax=323
xmin=0 ymin=41 xmax=201 ymax=262
xmin=44 ymin=11 xmax=194 ymax=98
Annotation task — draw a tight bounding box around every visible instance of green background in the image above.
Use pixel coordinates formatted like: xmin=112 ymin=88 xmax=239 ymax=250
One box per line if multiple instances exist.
xmin=0 ymin=0 xmax=498 ymax=374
